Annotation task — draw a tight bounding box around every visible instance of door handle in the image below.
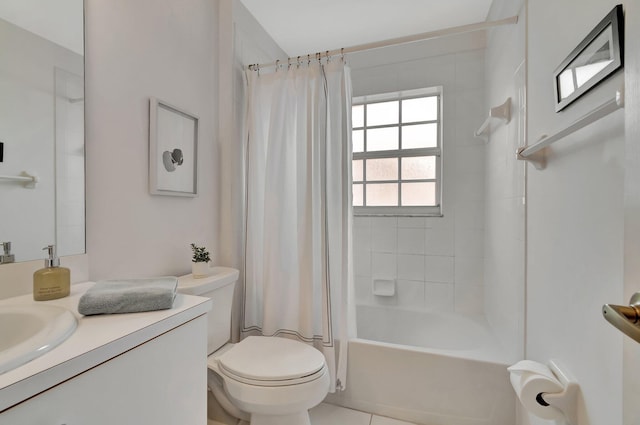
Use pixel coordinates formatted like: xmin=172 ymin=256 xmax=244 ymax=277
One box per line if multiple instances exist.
xmin=602 ymin=293 xmax=640 ymax=343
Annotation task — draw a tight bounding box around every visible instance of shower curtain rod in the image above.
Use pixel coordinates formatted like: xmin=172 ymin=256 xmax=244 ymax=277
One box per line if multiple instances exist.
xmin=247 ymin=15 xmax=518 ymax=70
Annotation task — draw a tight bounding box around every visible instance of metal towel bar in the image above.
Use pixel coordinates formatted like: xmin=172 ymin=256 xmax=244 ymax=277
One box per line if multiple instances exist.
xmin=517 ymin=89 xmax=624 ymax=169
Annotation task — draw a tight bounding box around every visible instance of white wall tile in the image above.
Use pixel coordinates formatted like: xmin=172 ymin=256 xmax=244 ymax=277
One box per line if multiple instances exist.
xmin=396 ymin=280 xmax=425 ymax=309
xmin=455 ymin=256 xmax=484 ymax=285
xmin=425 ymin=282 xmax=454 ymax=311
xmin=372 ymin=252 xmax=396 ymax=278
xmin=353 ymin=226 xmax=372 ymax=253
xmin=425 ymin=225 xmax=454 ymax=256
xmin=397 ymin=228 xmax=425 ymax=254
xmin=397 ymin=217 xmax=426 ymax=228
xmin=397 ymin=254 xmax=425 ymax=281
xmin=371 ymin=216 xmax=398 ymax=228
xmin=354 ymin=250 xmax=372 ymax=277
xmin=424 ymin=255 xmax=454 ymax=283
xmin=372 ymin=226 xmax=397 ymax=253
xmin=355 ymin=276 xmax=373 ymax=304
xmin=454 ymin=228 xmax=484 ymax=259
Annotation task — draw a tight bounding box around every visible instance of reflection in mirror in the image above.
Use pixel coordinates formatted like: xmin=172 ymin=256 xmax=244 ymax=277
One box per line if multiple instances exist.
xmin=0 ymin=0 xmax=84 ymax=263
xmin=557 ymin=26 xmax=614 ymax=101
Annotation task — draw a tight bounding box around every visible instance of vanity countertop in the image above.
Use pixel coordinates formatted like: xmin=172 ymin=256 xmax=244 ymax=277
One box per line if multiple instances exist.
xmin=0 ymin=281 xmax=211 ymax=412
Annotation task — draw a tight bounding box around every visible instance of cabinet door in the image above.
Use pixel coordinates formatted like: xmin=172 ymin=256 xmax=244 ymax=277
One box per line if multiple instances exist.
xmin=0 ymin=315 xmax=207 ymax=425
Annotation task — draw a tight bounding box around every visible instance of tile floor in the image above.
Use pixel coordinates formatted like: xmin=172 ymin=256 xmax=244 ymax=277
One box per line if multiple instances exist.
xmin=309 ymin=403 xmax=416 ymax=425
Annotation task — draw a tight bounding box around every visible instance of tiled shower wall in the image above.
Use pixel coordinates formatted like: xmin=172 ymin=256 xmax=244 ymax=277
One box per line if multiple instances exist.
xmin=350 ymin=35 xmax=486 ymax=314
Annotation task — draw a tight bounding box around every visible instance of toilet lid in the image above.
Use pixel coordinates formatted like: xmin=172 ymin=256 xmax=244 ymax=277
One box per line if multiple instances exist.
xmin=217 ymin=336 xmax=326 ymax=384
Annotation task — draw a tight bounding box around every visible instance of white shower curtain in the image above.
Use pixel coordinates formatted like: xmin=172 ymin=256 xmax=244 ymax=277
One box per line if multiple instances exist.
xmin=242 ymin=60 xmax=353 ymax=392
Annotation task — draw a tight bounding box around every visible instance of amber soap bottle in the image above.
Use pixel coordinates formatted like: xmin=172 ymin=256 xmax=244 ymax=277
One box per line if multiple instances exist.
xmin=33 ymin=245 xmax=70 ymax=301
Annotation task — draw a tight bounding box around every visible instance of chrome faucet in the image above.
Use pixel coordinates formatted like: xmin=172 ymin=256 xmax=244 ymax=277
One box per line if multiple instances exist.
xmin=0 ymin=242 xmax=15 ymax=264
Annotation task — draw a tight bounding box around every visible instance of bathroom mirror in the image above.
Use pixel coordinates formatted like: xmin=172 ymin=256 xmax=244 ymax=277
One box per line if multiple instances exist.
xmin=0 ymin=0 xmax=85 ymax=263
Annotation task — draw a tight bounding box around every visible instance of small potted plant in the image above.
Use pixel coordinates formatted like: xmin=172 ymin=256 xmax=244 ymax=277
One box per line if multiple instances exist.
xmin=190 ymin=243 xmax=211 ymax=278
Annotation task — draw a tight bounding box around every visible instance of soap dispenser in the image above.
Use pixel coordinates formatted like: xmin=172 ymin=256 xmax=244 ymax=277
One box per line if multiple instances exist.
xmin=33 ymin=245 xmax=70 ymax=301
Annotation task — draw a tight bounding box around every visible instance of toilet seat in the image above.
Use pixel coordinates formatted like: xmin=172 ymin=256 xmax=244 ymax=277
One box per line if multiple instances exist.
xmin=212 ymin=336 xmax=327 ymax=387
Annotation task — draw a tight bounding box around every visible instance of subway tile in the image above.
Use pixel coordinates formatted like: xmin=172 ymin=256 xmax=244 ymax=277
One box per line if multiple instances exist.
xmin=353 ymin=216 xmax=372 ymax=228
xmin=424 ymin=255 xmax=454 ymax=283
xmin=397 ymin=255 xmax=425 ymax=281
xmin=454 ymin=228 xmax=484 ymax=258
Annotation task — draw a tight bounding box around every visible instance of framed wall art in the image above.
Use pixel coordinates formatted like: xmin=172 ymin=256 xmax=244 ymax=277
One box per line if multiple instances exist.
xmin=553 ymin=4 xmax=624 ymax=112
xmin=149 ymin=97 xmax=199 ymax=197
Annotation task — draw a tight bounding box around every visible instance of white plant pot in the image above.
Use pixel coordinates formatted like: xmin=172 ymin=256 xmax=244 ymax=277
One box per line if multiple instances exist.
xmin=192 ymin=261 xmax=211 ymax=278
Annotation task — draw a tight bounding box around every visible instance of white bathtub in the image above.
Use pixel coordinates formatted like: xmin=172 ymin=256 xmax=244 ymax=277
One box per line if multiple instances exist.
xmin=325 ymin=304 xmax=516 ymax=425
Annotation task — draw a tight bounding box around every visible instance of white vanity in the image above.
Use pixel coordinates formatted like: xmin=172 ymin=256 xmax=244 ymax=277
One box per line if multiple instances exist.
xmin=0 ymin=282 xmax=211 ymax=425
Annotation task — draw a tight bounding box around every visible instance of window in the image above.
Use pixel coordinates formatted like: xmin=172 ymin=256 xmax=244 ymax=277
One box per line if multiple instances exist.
xmin=352 ymin=87 xmax=442 ymax=216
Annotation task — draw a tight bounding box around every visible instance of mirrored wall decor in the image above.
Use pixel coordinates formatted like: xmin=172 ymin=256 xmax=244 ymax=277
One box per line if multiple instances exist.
xmin=553 ymin=4 xmax=624 ymax=112
xmin=0 ymin=0 xmax=85 ymax=263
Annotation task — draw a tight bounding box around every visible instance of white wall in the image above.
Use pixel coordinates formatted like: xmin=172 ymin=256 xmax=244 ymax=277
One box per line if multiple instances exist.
xmin=349 ymin=34 xmax=487 ymax=316
xmin=483 ymin=0 xmax=526 ymax=363
xmin=525 ymin=1 xmax=624 ymax=424
xmin=85 ymin=0 xmax=219 ymax=280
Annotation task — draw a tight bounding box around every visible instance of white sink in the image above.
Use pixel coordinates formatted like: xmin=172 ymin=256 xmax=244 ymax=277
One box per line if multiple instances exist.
xmin=0 ymin=304 xmax=77 ymax=375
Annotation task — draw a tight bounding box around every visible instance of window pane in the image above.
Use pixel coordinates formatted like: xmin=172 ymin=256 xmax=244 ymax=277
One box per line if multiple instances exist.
xmin=366 ymin=158 xmax=398 ymax=181
xmin=353 ymin=184 xmax=363 ymax=206
xmin=353 ymin=130 xmax=364 ymax=152
xmin=401 ymin=182 xmax=436 ymax=206
xmin=367 ymin=183 xmax=398 ymax=206
xmin=352 ymin=159 xmax=363 ymax=182
xmin=367 ymin=127 xmax=398 ymax=151
xmin=402 ymin=96 xmax=438 ymax=123
xmin=401 ymin=156 xmax=436 ymax=180
xmin=402 ymin=123 xmax=437 ymax=149
xmin=367 ymin=101 xmax=399 ymax=126
xmin=352 ymin=105 xmax=364 ymax=128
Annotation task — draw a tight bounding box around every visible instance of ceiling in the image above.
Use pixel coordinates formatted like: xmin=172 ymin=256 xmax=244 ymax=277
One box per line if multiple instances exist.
xmin=240 ymin=0 xmax=494 ymax=57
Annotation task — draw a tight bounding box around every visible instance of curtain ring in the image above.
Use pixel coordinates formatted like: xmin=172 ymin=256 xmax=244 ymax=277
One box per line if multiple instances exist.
xmin=287 ymin=57 xmax=292 ymax=70
xmin=326 ymin=50 xmax=330 ymax=62
xmin=341 ymin=48 xmax=345 ymax=62
xmin=276 ymin=59 xmax=280 ymax=72
xmin=307 ymin=54 xmax=310 ymax=66
xmin=297 ymin=56 xmax=301 ymax=68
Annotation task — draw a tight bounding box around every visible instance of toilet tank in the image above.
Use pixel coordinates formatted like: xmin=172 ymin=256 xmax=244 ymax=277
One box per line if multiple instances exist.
xmin=177 ymin=267 xmax=239 ymax=355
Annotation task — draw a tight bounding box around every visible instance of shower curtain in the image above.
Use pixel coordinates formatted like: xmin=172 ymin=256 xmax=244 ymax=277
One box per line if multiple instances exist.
xmin=242 ymin=60 xmax=353 ymax=392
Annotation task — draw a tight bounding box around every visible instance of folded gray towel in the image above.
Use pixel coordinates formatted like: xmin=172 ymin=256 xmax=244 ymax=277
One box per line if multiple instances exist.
xmin=78 ymin=277 xmax=178 ymax=316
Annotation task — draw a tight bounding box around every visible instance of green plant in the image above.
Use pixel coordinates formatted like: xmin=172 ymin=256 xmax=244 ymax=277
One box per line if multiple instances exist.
xmin=190 ymin=243 xmax=211 ymax=263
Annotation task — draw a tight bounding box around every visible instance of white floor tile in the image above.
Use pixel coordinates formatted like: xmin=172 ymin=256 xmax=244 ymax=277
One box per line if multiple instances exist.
xmin=371 ymin=415 xmax=417 ymax=425
xmin=310 ymin=403 xmax=372 ymax=425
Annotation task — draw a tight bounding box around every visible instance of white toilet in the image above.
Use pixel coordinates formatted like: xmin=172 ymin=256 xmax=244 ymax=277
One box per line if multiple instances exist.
xmin=177 ymin=268 xmax=330 ymax=425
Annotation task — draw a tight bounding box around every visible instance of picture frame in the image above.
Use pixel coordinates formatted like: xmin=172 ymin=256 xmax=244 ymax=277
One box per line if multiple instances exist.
xmin=149 ymin=97 xmax=199 ymax=197
xmin=553 ymin=4 xmax=624 ymax=112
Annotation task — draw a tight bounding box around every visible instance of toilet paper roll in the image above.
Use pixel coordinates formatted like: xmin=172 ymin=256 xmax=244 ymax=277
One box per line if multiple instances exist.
xmin=508 ymin=360 xmax=565 ymax=420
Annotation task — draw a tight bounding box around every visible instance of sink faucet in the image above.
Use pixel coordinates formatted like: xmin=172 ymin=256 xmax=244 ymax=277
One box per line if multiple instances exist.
xmin=1 ymin=242 xmax=15 ymax=264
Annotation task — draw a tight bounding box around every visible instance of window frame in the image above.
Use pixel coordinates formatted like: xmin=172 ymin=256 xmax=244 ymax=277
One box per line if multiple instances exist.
xmin=352 ymin=86 xmax=443 ymax=217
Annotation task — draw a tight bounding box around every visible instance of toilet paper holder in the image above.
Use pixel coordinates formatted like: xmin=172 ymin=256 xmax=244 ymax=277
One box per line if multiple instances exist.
xmin=543 ymin=360 xmax=579 ymax=425
xmin=509 ymin=359 xmax=579 ymax=425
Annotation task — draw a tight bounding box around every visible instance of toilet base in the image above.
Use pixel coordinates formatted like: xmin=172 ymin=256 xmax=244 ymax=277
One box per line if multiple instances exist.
xmin=250 ymin=411 xmax=311 ymax=425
